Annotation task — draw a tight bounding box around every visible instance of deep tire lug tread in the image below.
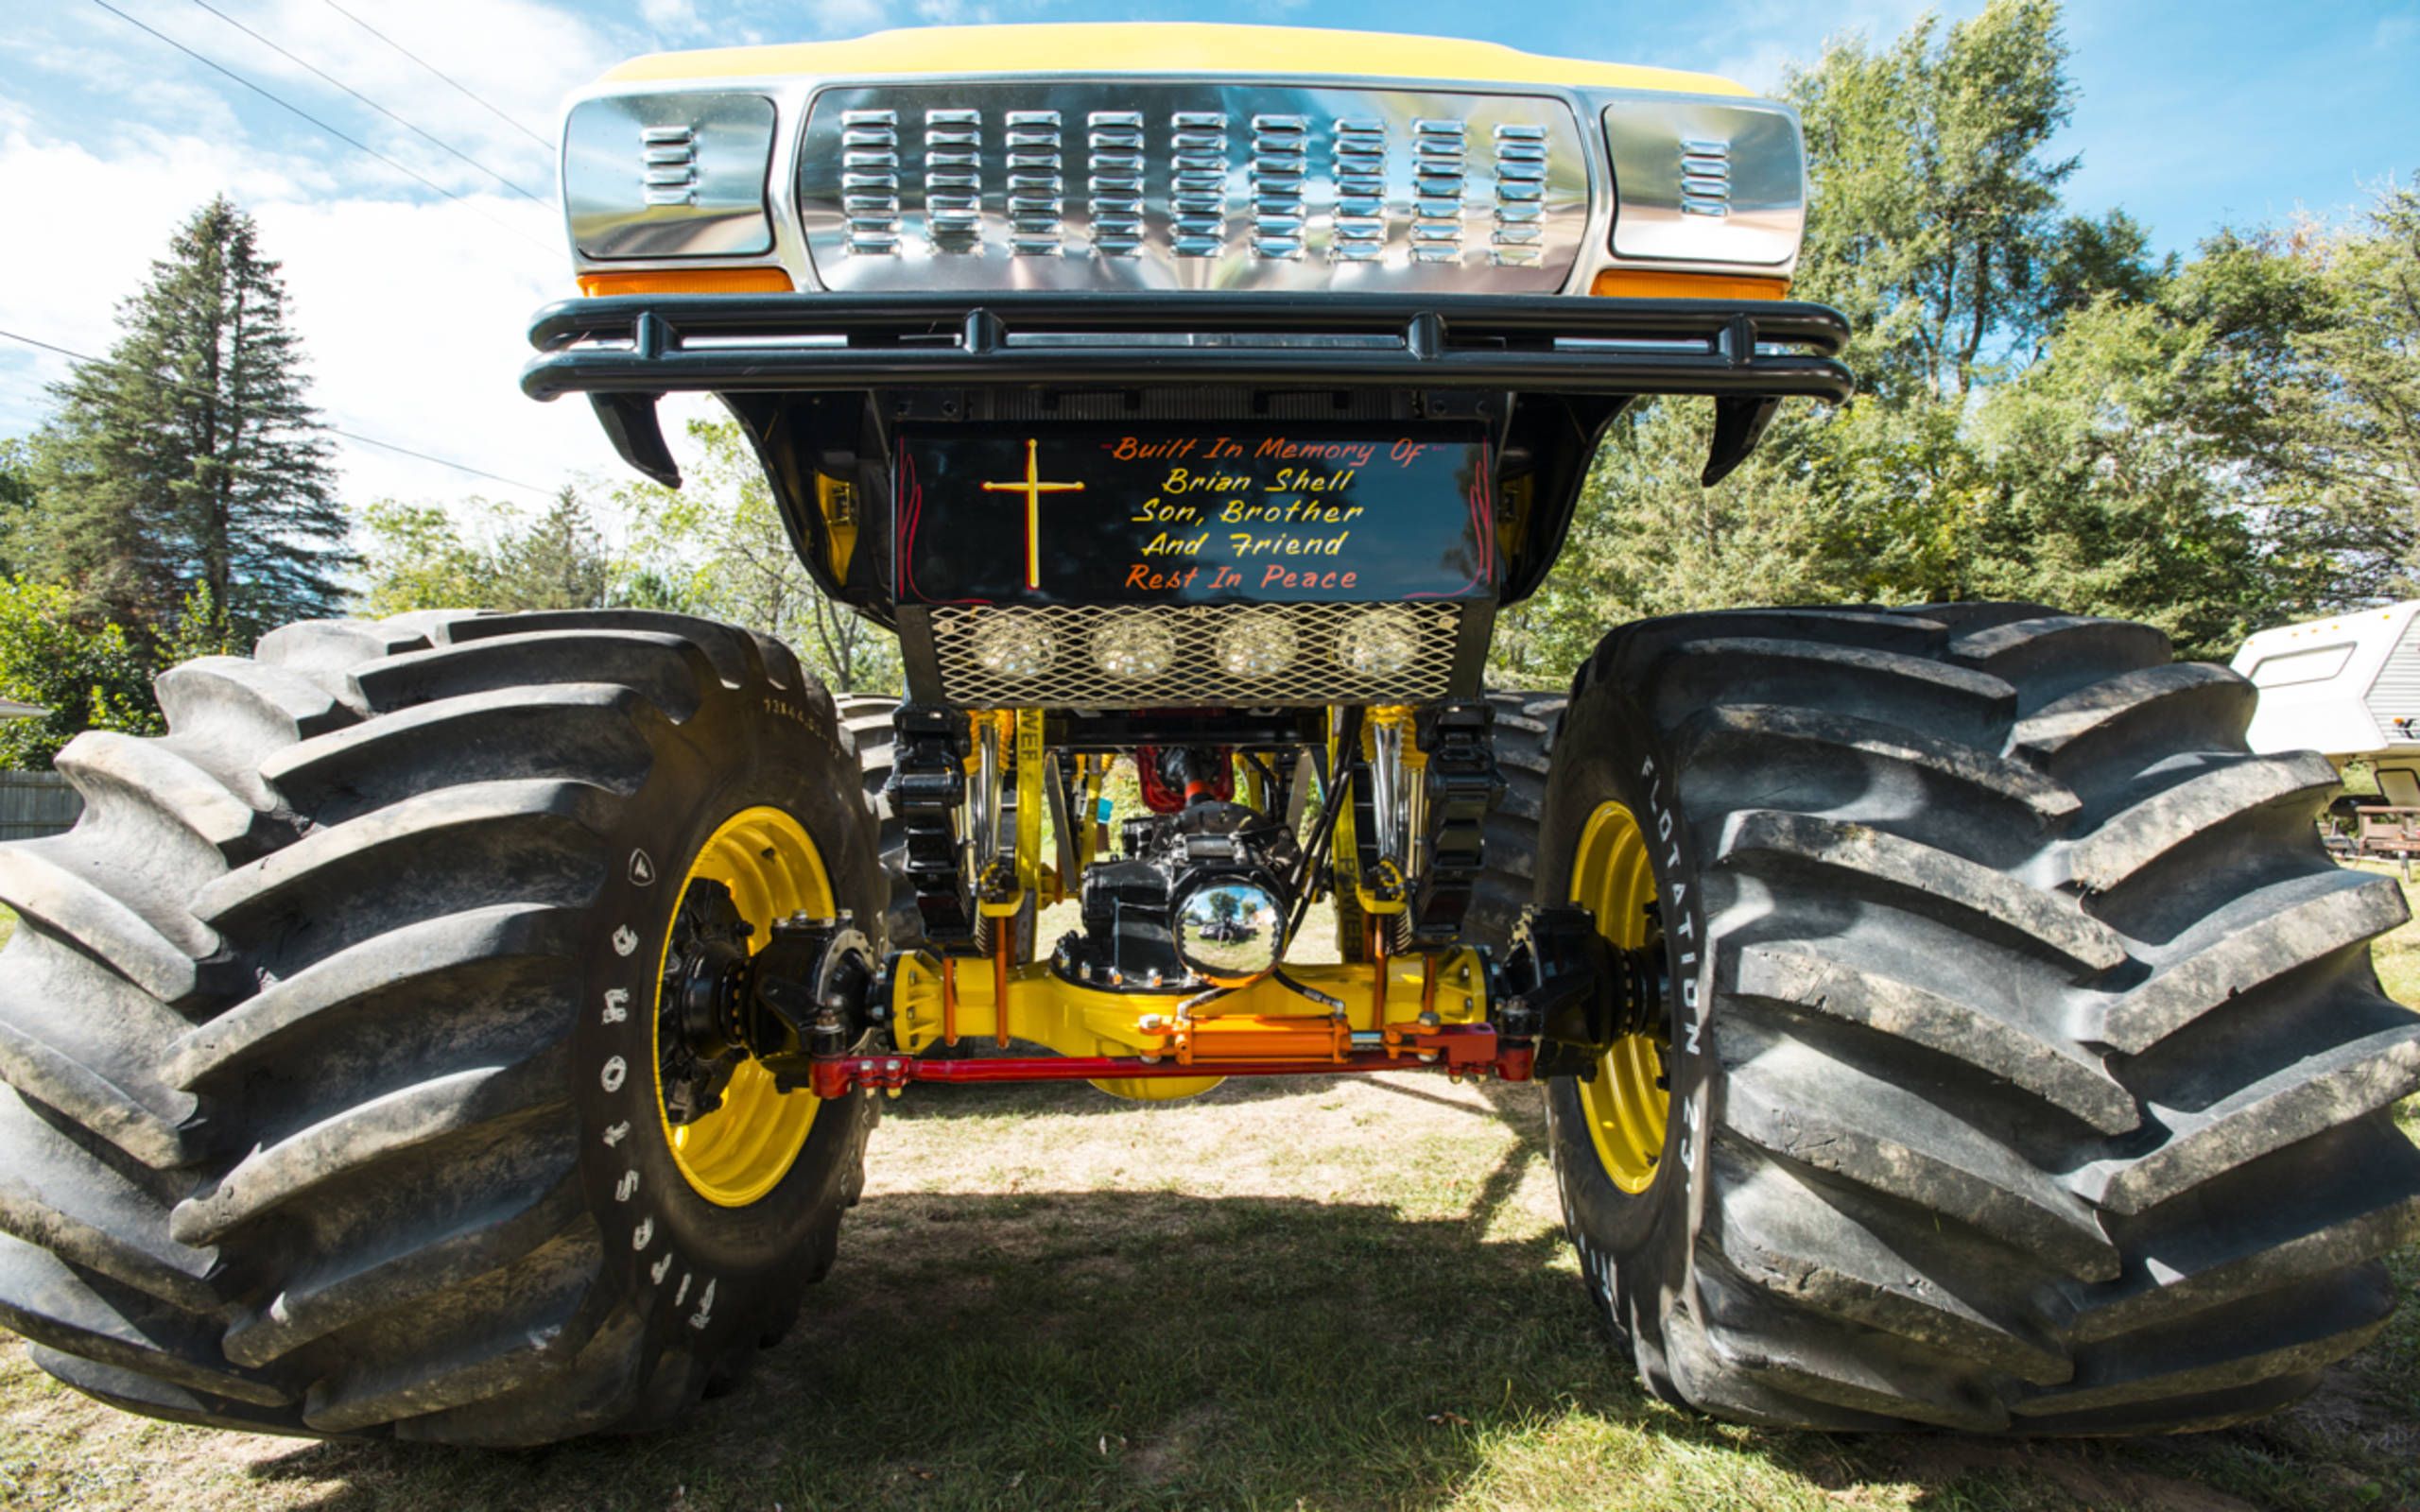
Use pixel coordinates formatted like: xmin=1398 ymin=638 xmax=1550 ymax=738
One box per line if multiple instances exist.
xmin=2065 ymin=752 xmax=2340 ymax=892
xmin=1716 ymin=809 xmax=2127 ymax=973
xmin=169 ymin=1046 xmax=572 ymax=1246
xmin=1733 ymin=943 xmax=2135 ymax=1134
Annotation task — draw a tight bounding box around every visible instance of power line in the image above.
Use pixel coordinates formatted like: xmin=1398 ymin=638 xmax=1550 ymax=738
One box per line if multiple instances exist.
xmin=86 ymin=0 xmax=558 ymax=258
xmin=183 ymin=0 xmax=550 ymax=206
xmin=0 ymin=327 xmax=556 ymax=498
xmin=318 ymin=0 xmax=552 ymax=149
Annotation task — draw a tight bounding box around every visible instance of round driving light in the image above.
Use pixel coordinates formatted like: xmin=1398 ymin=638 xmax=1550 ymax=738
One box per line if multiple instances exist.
xmin=1089 ymin=614 xmax=1176 ymax=679
xmin=1172 ymin=876 xmax=1288 ymax=986
xmin=969 ymin=614 xmax=1057 ymax=678
xmin=1337 ymin=608 xmax=1422 ymax=676
xmin=1214 ymin=612 xmax=1298 ymax=678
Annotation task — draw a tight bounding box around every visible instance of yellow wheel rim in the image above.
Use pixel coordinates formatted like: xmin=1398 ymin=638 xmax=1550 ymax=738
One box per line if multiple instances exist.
xmin=654 ymin=806 xmax=832 ymax=1208
xmin=1569 ymin=801 xmax=1669 ymax=1194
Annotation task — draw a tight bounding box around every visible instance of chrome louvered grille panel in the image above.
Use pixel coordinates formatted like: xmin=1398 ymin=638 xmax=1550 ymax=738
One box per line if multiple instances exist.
xmin=1490 ymin=123 xmax=1548 ymax=266
xmin=1602 ymin=98 xmax=1801 ymax=265
xmin=564 ymin=92 xmax=778 ymax=260
xmin=1005 ymin=110 xmax=1064 ymax=255
xmin=1169 ymin=110 xmax=1230 ymax=258
xmin=1087 ymin=111 xmax=1147 ymax=256
xmin=927 ymin=603 xmax=1461 ymax=709
xmin=1332 ymin=117 xmax=1387 ymax=262
xmin=1409 ymin=118 xmax=1467 ymax=264
xmin=838 ymin=109 xmax=900 ymax=253
xmin=1680 ymin=138 xmax=1731 ymax=216
xmin=801 ymin=82 xmax=1588 ymax=291
xmin=925 ymin=108 xmax=983 ymax=250
xmin=639 ymin=125 xmax=700 ymax=205
xmin=1250 ymin=113 xmax=1309 ymax=261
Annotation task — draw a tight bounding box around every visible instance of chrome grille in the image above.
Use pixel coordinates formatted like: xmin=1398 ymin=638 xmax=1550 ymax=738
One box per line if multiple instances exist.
xmin=1250 ymin=113 xmax=1309 ymax=261
xmin=1170 ymin=109 xmax=1229 ymax=257
xmin=1332 ymin=117 xmax=1388 ymax=262
xmin=1680 ymin=138 xmax=1731 ymax=217
xmin=925 ymin=108 xmax=983 ymax=250
xmin=1409 ymin=118 xmax=1466 ymax=264
xmin=639 ymin=125 xmax=700 ymax=206
xmin=838 ymin=109 xmax=900 ymax=254
xmin=927 ymin=602 xmax=1461 ymax=708
xmin=1491 ymin=124 xmax=1548 ymax=266
xmin=1005 ymin=110 xmax=1064 ymax=255
xmin=1087 ymin=111 xmax=1147 ymax=256
xmin=800 ymin=81 xmax=1589 ymax=292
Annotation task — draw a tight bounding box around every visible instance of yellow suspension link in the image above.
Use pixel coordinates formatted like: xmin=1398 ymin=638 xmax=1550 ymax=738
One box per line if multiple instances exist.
xmin=886 ymin=949 xmax=1491 ymax=1099
xmin=1354 ymin=705 xmax=1419 ymax=919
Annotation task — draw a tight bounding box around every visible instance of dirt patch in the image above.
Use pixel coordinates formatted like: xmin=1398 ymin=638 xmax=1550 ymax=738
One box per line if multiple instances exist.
xmin=1122 ymin=1402 xmax=1232 ymax=1486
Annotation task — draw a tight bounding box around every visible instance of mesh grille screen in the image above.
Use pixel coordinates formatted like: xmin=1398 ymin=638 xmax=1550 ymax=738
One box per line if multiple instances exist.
xmin=929 ymin=602 xmax=1460 ymax=708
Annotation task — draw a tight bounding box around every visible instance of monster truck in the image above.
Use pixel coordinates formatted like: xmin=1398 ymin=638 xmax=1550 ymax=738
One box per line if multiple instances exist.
xmin=1 ymin=22 xmax=2411 ymax=1446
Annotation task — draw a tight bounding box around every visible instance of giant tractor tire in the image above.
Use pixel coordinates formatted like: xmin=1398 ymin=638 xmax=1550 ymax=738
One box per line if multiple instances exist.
xmin=1479 ymin=606 xmax=2420 ymax=1432
xmin=0 ymin=610 xmax=883 ymax=1445
xmin=836 ymin=693 xmax=922 ymax=954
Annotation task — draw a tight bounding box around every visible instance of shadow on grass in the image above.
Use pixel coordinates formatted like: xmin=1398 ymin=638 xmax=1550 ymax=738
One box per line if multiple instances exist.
xmin=215 ymin=1079 xmax=2419 ymax=1512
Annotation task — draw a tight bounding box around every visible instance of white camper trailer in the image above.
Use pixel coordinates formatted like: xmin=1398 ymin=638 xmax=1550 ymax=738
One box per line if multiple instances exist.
xmin=2235 ymin=602 xmax=2420 ymax=868
xmin=2234 ymin=602 xmax=2420 ymax=769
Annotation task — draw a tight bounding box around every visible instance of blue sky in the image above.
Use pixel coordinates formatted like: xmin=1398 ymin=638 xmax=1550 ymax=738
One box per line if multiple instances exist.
xmin=0 ymin=0 xmax=2411 ymax=508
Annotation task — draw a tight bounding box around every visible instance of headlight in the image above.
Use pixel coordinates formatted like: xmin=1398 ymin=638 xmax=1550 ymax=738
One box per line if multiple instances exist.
xmin=1089 ymin=614 xmax=1176 ymax=679
xmin=970 ymin=615 xmax=1056 ymax=678
xmin=564 ymin=92 xmax=778 ymax=259
xmin=1214 ymin=612 xmax=1298 ymax=679
xmin=1336 ymin=608 xmax=1422 ymax=676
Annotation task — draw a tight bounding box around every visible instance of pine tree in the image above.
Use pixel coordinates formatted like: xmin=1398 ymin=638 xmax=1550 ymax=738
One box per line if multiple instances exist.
xmin=34 ymin=197 xmax=352 ymax=644
xmin=0 ymin=439 xmax=40 ymax=581
xmin=494 ymin=489 xmax=614 ymax=610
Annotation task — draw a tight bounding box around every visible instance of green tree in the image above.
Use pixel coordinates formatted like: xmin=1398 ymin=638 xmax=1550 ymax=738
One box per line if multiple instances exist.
xmin=0 ymin=578 xmax=162 ymax=769
xmin=2036 ymin=208 xmax=2172 ymax=333
xmin=2260 ymin=188 xmax=2420 ymax=603
xmin=33 ymin=197 xmax=351 ymax=644
xmin=160 ymin=582 xmax=244 ymax=666
xmin=493 ymin=489 xmax=614 ymax=610
xmin=1969 ymin=299 xmax=2277 ymax=658
xmin=1493 ymin=0 xmax=2342 ymax=690
xmin=1786 ymin=0 xmax=2081 ymax=401
xmin=355 ymin=499 xmax=508 ymax=616
xmin=0 ymin=440 xmax=41 ymax=582
xmin=355 ymin=490 xmax=620 ymax=616
xmin=616 ymin=420 xmax=901 ymax=692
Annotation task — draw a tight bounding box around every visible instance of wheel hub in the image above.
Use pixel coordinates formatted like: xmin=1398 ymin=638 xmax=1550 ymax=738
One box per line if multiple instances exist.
xmin=1564 ymin=800 xmax=1672 ymax=1195
xmin=650 ymin=806 xmax=834 ymax=1208
xmin=660 ymin=881 xmax=752 ymax=1125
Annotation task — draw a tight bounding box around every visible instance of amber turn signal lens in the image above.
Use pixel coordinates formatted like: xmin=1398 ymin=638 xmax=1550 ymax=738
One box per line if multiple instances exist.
xmin=578 ymin=267 xmax=794 ymax=296
xmin=1589 ymin=269 xmax=1791 ymax=301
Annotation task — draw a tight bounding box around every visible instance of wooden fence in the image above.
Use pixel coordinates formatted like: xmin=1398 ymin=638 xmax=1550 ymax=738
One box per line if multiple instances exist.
xmin=0 ymin=771 xmax=82 ymax=842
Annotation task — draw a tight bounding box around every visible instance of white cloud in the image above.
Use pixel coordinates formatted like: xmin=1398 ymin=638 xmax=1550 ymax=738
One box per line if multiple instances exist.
xmin=0 ymin=122 xmax=615 ymax=511
xmin=639 ymin=0 xmax=703 ymax=36
xmin=238 ymin=0 xmax=614 ymax=149
xmin=1 ymin=37 xmax=249 ymax=138
xmin=41 ymin=0 xmax=628 ymax=203
xmin=0 ymin=0 xmax=666 ymax=515
xmin=253 ymin=189 xmax=626 ymax=507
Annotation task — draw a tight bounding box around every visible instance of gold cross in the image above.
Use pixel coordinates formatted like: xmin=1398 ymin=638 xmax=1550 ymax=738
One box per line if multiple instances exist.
xmin=979 ymin=438 xmax=1084 ymax=590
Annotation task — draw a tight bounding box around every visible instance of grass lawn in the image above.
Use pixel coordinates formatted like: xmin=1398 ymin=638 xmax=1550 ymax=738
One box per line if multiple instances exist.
xmin=0 ymin=898 xmax=2412 ymax=1510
